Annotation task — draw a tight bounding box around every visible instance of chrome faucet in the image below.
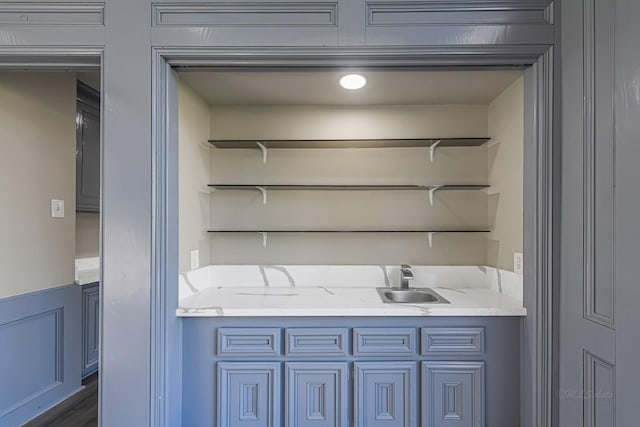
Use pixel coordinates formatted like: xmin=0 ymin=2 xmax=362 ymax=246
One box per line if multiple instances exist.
xmin=399 ymin=264 xmax=413 ymax=289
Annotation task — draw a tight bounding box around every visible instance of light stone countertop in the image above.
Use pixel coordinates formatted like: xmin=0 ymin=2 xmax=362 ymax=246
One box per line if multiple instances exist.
xmin=75 ymin=257 xmax=100 ymax=286
xmin=177 ymin=285 xmax=526 ymax=317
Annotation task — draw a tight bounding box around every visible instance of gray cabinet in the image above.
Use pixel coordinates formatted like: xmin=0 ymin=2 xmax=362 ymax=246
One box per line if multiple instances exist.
xmin=75 ymin=81 xmax=100 ymax=213
xmin=422 ymin=361 xmax=485 ymax=427
xmin=217 ymin=362 xmax=281 ymax=427
xmin=81 ymin=283 xmax=99 ymax=378
xmin=183 ymin=318 xmax=519 ymax=427
xmin=285 ymin=362 xmax=348 ymax=427
xmin=354 ymin=361 xmax=418 ymax=427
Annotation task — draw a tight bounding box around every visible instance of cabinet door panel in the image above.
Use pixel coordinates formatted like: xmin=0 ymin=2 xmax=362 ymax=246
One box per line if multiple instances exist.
xmin=285 ymin=362 xmax=348 ymax=427
xmin=422 ymin=361 xmax=485 ymax=427
xmin=354 ymin=361 xmax=417 ymax=427
xmin=76 ymin=82 xmax=100 ymax=212
xmin=82 ymin=283 xmax=99 ymax=377
xmin=218 ymin=362 xmax=281 ymax=427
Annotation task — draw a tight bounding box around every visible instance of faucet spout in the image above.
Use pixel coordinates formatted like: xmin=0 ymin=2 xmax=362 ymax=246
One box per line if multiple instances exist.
xmin=399 ymin=264 xmax=413 ymax=289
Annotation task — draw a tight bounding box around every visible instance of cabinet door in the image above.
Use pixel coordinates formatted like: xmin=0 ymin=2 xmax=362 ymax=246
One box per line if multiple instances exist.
xmin=82 ymin=283 xmax=99 ymax=378
xmin=76 ymin=81 xmax=100 ymax=212
xmin=422 ymin=361 xmax=485 ymax=427
xmin=354 ymin=361 xmax=417 ymax=427
xmin=285 ymin=362 xmax=348 ymax=427
xmin=218 ymin=362 xmax=281 ymax=427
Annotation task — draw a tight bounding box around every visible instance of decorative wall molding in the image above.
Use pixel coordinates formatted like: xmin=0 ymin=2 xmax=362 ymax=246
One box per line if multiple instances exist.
xmin=582 ymin=0 xmax=616 ymax=330
xmin=582 ymin=351 xmax=615 ymax=427
xmin=0 ymin=308 xmax=63 ymax=418
xmin=0 ymin=285 xmax=81 ymax=426
xmin=366 ymin=1 xmax=553 ymax=26
xmin=0 ymin=2 xmax=104 ymax=26
xmin=152 ymin=2 xmax=337 ymax=27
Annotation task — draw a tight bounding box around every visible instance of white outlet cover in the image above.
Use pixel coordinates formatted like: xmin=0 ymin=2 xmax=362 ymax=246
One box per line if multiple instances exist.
xmin=514 ymin=252 xmax=523 ymax=275
xmin=190 ymin=250 xmax=199 ymax=270
xmin=51 ymin=199 xmax=64 ymax=218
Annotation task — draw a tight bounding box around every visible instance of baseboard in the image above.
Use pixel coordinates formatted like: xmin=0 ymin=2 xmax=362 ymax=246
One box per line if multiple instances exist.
xmin=0 ymin=284 xmax=82 ymax=426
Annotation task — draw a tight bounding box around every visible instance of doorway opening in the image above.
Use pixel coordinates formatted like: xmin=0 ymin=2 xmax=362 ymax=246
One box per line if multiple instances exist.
xmin=0 ymin=70 xmax=101 ymax=427
xmin=172 ymin=67 xmax=527 ymax=425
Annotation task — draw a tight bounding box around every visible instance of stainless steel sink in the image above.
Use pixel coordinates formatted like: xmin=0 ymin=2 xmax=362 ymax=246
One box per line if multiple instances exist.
xmin=377 ymin=287 xmax=449 ymax=304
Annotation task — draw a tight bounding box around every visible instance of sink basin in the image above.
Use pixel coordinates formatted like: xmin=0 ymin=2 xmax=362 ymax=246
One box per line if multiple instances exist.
xmin=377 ymin=287 xmax=449 ymax=304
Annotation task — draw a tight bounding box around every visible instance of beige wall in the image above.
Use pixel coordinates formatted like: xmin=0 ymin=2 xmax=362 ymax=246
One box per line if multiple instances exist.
xmin=76 ymin=212 xmax=99 ymax=258
xmin=0 ymin=73 xmax=77 ymax=298
xmin=487 ymin=76 xmax=524 ymax=271
xmin=178 ymin=78 xmax=211 ymax=272
xmin=206 ymin=104 xmax=490 ymax=265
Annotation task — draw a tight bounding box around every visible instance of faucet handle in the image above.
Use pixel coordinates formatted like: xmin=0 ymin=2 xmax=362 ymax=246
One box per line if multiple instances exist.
xmin=401 ymin=264 xmax=412 ymax=270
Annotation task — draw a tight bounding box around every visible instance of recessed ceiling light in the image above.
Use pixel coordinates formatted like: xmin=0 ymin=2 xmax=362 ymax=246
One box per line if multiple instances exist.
xmin=339 ymin=74 xmax=367 ymax=90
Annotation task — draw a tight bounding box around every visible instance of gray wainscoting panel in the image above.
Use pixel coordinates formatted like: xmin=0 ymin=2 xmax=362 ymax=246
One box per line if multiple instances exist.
xmin=0 ymin=285 xmax=82 ymax=426
xmin=153 ymin=2 xmax=337 ymax=26
xmin=0 ymin=2 xmax=104 ymax=26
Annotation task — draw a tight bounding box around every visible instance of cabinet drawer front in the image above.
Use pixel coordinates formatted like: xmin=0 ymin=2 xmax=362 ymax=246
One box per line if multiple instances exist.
xmin=353 ymin=328 xmax=416 ymax=356
xmin=286 ymin=328 xmax=348 ymax=357
xmin=218 ymin=328 xmax=281 ymax=357
xmin=421 ymin=327 xmax=485 ymax=354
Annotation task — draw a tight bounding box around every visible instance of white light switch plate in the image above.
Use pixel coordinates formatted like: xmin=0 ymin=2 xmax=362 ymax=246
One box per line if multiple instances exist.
xmin=51 ymin=199 xmax=64 ymax=218
xmin=190 ymin=250 xmax=199 ymax=270
xmin=514 ymin=252 xmax=523 ymax=275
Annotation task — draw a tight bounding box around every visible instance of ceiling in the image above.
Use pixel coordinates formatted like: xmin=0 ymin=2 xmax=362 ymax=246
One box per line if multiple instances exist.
xmin=179 ymin=69 xmax=523 ymax=106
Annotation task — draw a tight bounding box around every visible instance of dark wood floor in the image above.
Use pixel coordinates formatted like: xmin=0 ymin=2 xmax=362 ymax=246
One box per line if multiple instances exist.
xmin=23 ymin=374 xmax=98 ymax=427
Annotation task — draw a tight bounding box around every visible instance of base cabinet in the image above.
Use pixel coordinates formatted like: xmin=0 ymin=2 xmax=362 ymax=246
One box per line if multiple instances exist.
xmin=81 ymin=282 xmax=99 ymax=378
xmin=286 ymin=362 xmax=349 ymax=427
xmin=218 ymin=362 xmax=281 ymax=427
xmin=422 ymin=361 xmax=485 ymax=427
xmin=354 ymin=362 xmax=417 ymax=427
xmin=184 ymin=317 xmax=519 ymax=427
